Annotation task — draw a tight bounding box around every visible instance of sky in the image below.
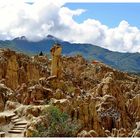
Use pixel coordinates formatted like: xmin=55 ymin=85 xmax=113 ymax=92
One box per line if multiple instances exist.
xmin=66 ymin=3 xmax=140 ymax=28
xmin=0 ymin=0 xmax=140 ymax=53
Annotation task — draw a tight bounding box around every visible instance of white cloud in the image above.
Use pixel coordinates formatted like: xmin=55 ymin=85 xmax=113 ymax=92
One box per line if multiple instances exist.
xmin=0 ymin=0 xmax=140 ymax=53
xmin=104 ymin=20 xmax=140 ymax=52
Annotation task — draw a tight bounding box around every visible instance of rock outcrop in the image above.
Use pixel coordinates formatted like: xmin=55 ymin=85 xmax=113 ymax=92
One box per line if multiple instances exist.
xmin=50 ymin=44 xmax=62 ymax=78
xmin=0 ymin=83 xmax=15 ymax=112
xmin=0 ymin=47 xmax=140 ymax=137
xmin=0 ymin=49 xmax=49 ymax=90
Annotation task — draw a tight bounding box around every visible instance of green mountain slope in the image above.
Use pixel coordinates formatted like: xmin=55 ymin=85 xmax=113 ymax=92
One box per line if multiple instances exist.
xmin=0 ymin=35 xmax=140 ymax=73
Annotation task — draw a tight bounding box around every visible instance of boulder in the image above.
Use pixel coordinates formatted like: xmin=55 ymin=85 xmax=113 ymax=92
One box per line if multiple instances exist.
xmin=77 ymin=130 xmax=91 ymax=137
xmin=127 ymin=94 xmax=140 ymax=121
xmin=77 ymin=130 xmax=98 ymax=137
xmin=0 ymin=115 xmax=7 ymax=125
xmin=132 ymin=122 xmax=140 ymax=137
xmin=88 ymin=130 xmax=98 ymax=137
xmin=5 ymin=101 xmax=21 ymax=110
xmin=0 ymin=83 xmax=15 ymax=112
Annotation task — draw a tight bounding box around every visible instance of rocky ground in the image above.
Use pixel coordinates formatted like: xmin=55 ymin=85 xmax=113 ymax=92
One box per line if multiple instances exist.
xmin=0 ymin=48 xmax=140 ymax=137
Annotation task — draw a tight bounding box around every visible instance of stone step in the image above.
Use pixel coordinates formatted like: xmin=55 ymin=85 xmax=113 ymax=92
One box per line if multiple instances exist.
xmin=6 ymin=113 xmax=16 ymax=118
xmin=8 ymin=130 xmax=23 ymax=134
xmin=8 ymin=133 xmax=23 ymax=137
xmin=11 ymin=127 xmax=25 ymax=130
xmin=11 ymin=116 xmax=19 ymax=120
xmin=15 ymin=121 xmax=27 ymax=125
xmin=13 ymin=125 xmax=27 ymax=128
xmin=0 ymin=132 xmax=5 ymax=137
xmin=12 ymin=119 xmax=23 ymax=123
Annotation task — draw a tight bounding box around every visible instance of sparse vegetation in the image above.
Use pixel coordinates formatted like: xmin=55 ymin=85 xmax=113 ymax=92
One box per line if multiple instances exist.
xmin=32 ymin=106 xmax=81 ymax=137
xmin=39 ymin=51 xmax=43 ymax=56
xmin=66 ymin=86 xmax=75 ymax=94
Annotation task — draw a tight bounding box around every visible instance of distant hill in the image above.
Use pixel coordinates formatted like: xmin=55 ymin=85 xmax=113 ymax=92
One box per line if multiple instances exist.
xmin=0 ymin=35 xmax=140 ymax=73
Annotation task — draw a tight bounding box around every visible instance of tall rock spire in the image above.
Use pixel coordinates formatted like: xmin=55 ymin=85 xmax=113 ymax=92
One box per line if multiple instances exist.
xmin=50 ymin=43 xmax=62 ymax=78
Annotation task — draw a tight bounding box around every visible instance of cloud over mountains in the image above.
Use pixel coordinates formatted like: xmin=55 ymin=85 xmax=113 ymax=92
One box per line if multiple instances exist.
xmin=0 ymin=0 xmax=140 ymax=53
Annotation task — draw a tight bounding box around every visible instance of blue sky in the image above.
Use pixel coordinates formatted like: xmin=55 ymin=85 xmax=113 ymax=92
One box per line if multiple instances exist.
xmin=65 ymin=3 xmax=140 ymax=28
xmin=25 ymin=1 xmax=140 ymax=28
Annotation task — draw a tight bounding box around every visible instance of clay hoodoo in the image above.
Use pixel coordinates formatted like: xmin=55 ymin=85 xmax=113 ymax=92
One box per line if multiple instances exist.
xmin=0 ymin=45 xmax=140 ymax=137
xmin=50 ymin=43 xmax=62 ymax=78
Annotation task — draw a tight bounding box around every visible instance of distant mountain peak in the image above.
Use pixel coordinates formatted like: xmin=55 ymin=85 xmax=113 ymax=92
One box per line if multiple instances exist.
xmin=0 ymin=35 xmax=140 ymax=73
xmin=45 ymin=34 xmax=62 ymax=42
xmin=46 ymin=35 xmax=55 ymax=38
xmin=14 ymin=36 xmax=27 ymax=41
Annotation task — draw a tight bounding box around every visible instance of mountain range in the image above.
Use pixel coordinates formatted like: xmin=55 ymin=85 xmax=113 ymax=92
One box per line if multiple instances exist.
xmin=0 ymin=35 xmax=140 ymax=74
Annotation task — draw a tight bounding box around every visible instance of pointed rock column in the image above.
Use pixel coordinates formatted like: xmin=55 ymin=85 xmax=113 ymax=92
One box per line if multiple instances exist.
xmin=50 ymin=44 xmax=62 ymax=78
xmin=6 ymin=55 xmax=19 ymax=90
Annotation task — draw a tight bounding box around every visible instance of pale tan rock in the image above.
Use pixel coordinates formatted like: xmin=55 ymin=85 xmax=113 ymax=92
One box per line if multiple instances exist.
xmin=118 ymin=128 xmax=128 ymax=137
xmin=5 ymin=101 xmax=21 ymax=110
xmin=127 ymin=94 xmax=140 ymax=121
xmin=77 ymin=130 xmax=91 ymax=137
xmin=50 ymin=44 xmax=62 ymax=78
xmin=0 ymin=83 xmax=15 ymax=111
xmin=39 ymin=77 xmax=47 ymax=86
xmin=105 ymin=130 xmax=111 ymax=137
xmin=6 ymin=55 xmax=19 ymax=89
xmin=18 ymin=66 xmax=27 ymax=85
xmin=0 ymin=48 xmax=140 ymax=137
xmin=26 ymin=63 xmax=40 ymax=82
xmin=0 ymin=115 xmax=6 ymax=125
xmin=0 ymin=93 xmax=5 ymax=112
xmin=77 ymin=130 xmax=98 ymax=137
xmin=132 ymin=122 xmax=140 ymax=137
xmin=16 ymin=83 xmax=27 ymax=103
xmin=0 ymin=49 xmax=49 ymax=90
xmin=88 ymin=130 xmax=98 ymax=137
xmin=46 ymin=75 xmax=57 ymax=81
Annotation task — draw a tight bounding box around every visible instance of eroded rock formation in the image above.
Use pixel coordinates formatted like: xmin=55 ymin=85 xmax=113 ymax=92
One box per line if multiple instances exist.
xmin=0 ymin=83 xmax=15 ymax=112
xmin=50 ymin=44 xmax=62 ymax=78
xmin=0 ymin=47 xmax=140 ymax=137
xmin=0 ymin=49 xmax=50 ymax=90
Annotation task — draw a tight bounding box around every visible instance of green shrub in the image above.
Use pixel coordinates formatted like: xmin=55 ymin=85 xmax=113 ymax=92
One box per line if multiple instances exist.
xmin=33 ymin=106 xmax=81 ymax=137
xmin=66 ymin=85 xmax=75 ymax=94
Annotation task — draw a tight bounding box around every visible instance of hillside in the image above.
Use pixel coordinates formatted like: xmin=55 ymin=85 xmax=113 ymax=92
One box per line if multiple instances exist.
xmin=0 ymin=35 xmax=140 ymax=73
xmin=0 ymin=46 xmax=140 ymax=137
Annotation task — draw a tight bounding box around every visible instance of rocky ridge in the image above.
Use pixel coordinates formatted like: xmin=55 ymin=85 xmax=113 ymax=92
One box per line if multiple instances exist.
xmin=0 ymin=46 xmax=140 ymax=137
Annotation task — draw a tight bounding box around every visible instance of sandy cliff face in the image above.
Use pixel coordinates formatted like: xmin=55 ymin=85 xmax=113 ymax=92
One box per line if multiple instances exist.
xmin=0 ymin=48 xmax=140 ymax=137
xmin=6 ymin=54 xmax=19 ymax=89
xmin=0 ymin=49 xmax=49 ymax=90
